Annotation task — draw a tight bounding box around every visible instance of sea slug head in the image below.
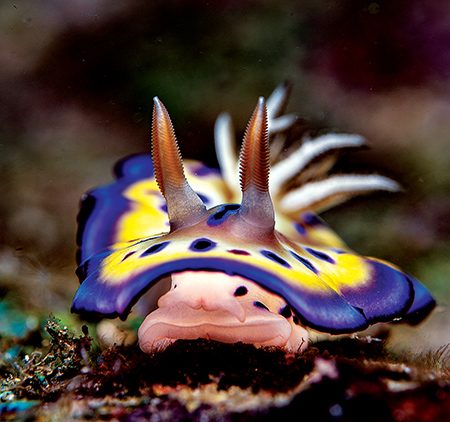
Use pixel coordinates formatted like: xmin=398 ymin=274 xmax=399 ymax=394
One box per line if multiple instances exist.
xmin=137 ymin=97 xmax=308 ymax=352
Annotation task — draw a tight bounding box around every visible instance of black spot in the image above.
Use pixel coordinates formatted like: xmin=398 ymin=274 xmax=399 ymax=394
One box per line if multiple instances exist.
xmin=121 ymin=251 xmax=136 ymax=262
xmin=305 ymin=247 xmax=335 ymax=264
xmin=141 ymin=241 xmax=170 ymax=256
xmin=294 ymin=222 xmax=306 ymax=235
xmin=290 ymin=251 xmax=318 ymax=273
xmin=224 ymin=204 xmax=240 ymax=211
xmin=260 ymin=250 xmax=291 ymax=268
xmin=132 ymin=236 xmax=160 ymax=246
xmin=234 ymin=286 xmax=248 ymax=296
xmin=228 ymin=249 xmax=250 ymax=256
xmin=254 ymin=301 xmax=269 ymax=311
xmin=189 ymin=238 xmax=216 ymax=252
xmin=279 ymin=305 xmax=292 ymax=318
xmin=302 ymin=212 xmax=323 ymax=226
xmin=293 ymin=316 xmax=300 ymax=325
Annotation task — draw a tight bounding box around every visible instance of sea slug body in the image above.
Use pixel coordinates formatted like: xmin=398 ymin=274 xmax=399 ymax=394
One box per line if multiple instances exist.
xmin=72 ymin=85 xmax=435 ymax=353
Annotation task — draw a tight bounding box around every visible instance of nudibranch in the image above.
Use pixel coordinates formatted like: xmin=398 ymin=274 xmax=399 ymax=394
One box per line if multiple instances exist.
xmin=72 ymin=85 xmax=435 ymax=353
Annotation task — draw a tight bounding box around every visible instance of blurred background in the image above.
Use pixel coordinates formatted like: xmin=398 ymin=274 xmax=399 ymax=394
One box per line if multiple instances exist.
xmin=0 ymin=0 xmax=448 ymax=352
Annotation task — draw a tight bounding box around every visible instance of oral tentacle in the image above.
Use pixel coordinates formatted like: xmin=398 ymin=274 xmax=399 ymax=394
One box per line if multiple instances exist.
xmin=137 ymin=272 xmax=308 ymax=353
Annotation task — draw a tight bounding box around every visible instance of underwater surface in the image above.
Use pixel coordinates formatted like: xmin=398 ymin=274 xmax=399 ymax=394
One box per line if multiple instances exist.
xmin=0 ymin=1 xmax=449 ymax=420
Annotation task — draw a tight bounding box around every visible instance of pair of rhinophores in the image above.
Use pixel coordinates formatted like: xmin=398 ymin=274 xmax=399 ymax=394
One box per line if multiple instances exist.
xmin=72 ymin=84 xmax=435 ymax=353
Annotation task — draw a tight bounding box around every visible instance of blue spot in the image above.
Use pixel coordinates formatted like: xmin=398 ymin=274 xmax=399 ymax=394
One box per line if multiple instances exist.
xmin=302 ymin=212 xmax=323 ymax=226
xmin=141 ymin=241 xmax=170 ymax=256
xmin=294 ymin=222 xmax=306 ymax=235
xmin=332 ymin=248 xmax=346 ymax=254
xmin=254 ymin=301 xmax=269 ymax=311
xmin=305 ymin=247 xmax=335 ymax=264
xmin=198 ymin=193 xmax=210 ymax=204
xmin=234 ymin=286 xmax=248 ymax=296
xmin=290 ymin=251 xmax=318 ymax=273
xmin=194 ymin=165 xmax=219 ymax=176
xmin=260 ymin=250 xmax=291 ymax=268
xmin=189 ymin=238 xmax=216 ymax=252
xmin=160 ymin=204 xmax=168 ymax=213
xmin=207 ymin=204 xmax=240 ymax=227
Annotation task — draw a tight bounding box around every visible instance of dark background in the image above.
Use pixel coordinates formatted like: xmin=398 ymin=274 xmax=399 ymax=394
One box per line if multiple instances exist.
xmin=0 ymin=0 xmax=448 ymax=351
